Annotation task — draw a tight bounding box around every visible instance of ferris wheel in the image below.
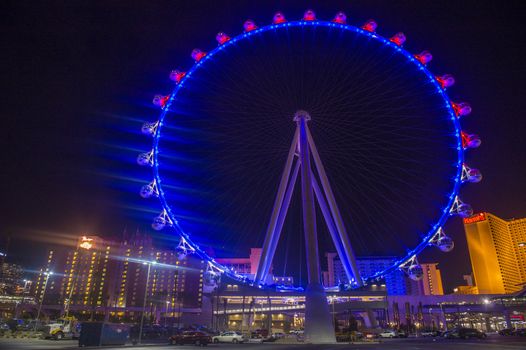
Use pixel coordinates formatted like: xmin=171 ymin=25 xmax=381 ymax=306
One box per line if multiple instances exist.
xmin=136 ymin=10 xmax=481 ymax=291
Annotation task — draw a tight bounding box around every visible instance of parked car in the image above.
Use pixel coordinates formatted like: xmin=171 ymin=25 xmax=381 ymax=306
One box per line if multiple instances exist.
xmin=514 ymin=328 xmax=526 ymax=336
xmin=379 ymin=330 xmax=397 ymax=338
xmin=212 ymin=331 xmax=245 ymax=343
xmin=248 ymin=334 xmax=264 ymax=343
xmin=397 ymin=329 xmax=408 ymax=338
xmin=169 ymin=331 xmax=212 ymax=346
xmin=444 ymin=327 xmax=486 ymax=339
xmin=272 ymin=332 xmax=285 ymax=339
xmin=421 ymin=330 xmax=438 ymax=337
xmin=499 ymin=328 xmax=515 ymax=336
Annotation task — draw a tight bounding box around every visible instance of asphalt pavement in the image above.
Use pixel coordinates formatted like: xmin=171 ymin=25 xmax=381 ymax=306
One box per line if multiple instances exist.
xmin=0 ymin=335 xmax=524 ymax=350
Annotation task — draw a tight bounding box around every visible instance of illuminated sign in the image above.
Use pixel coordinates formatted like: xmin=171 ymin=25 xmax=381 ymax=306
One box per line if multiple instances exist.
xmin=79 ymin=236 xmax=94 ymax=250
xmin=510 ymin=314 xmax=524 ymax=321
xmin=463 ymin=213 xmax=486 ymax=224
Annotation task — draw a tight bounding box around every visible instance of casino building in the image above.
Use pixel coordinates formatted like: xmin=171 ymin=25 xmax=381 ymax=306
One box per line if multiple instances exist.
xmin=32 ymin=230 xmax=206 ymax=323
xmin=463 ymin=212 xmax=526 ymax=294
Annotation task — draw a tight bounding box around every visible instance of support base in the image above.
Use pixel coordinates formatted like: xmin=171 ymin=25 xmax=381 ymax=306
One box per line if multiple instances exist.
xmin=304 ymin=283 xmax=336 ymax=344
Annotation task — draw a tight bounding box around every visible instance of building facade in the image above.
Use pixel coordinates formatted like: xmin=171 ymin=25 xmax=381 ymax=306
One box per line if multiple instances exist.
xmin=464 ymin=212 xmax=526 ymax=294
xmin=324 ymin=253 xmax=443 ymax=296
xmin=33 ymin=231 xmax=205 ymax=322
xmin=0 ymin=262 xmax=24 ymax=295
xmin=323 ymin=252 xmax=444 ymax=295
xmin=419 ymin=263 xmax=444 ymax=296
xmin=216 ymin=248 xmax=294 ymax=286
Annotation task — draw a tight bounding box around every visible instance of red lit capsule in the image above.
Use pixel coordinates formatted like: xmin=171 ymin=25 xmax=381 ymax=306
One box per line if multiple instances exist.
xmin=451 ymin=102 xmax=472 ymax=117
xmin=390 ymin=32 xmax=406 ymax=46
xmin=361 ymin=19 xmax=377 ymax=32
xmin=303 ymin=9 xmax=316 ymax=21
xmin=191 ymin=49 xmax=206 ymax=62
xmin=461 ymin=132 xmax=481 ymax=149
xmin=273 ymin=12 xmax=286 ymax=24
xmin=414 ymin=50 xmax=433 ymax=65
xmin=332 ymin=12 xmax=347 ymax=24
xmin=169 ymin=70 xmax=186 ymax=83
xmin=216 ymin=32 xmax=231 ymax=45
xmin=436 ymin=74 xmax=455 ymax=89
xmin=153 ymin=95 xmax=169 ymax=108
xmin=244 ymin=19 xmax=258 ymax=32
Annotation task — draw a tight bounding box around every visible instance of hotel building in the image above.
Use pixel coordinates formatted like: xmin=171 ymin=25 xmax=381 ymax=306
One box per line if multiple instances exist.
xmin=324 ymin=253 xmax=443 ymax=296
xmin=33 ymin=230 xmax=205 ymax=321
xmin=464 ymin=212 xmax=526 ymax=294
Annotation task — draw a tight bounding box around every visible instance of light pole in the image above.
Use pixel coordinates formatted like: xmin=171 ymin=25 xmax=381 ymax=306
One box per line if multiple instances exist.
xmin=35 ymin=271 xmax=53 ymax=330
xmin=165 ymin=301 xmax=170 ymax=327
xmin=331 ymin=296 xmax=336 ymax=330
xmin=138 ymin=261 xmax=156 ymax=344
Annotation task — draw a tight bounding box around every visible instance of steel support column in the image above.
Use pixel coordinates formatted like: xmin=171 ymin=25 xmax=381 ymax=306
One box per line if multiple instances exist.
xmin=307 ymin=127 xmax=363 ymax=286
xmin=254 ymin=129 xmax=298 ymax=285
xmin=296 ymin=111 xmax=336 ymax=343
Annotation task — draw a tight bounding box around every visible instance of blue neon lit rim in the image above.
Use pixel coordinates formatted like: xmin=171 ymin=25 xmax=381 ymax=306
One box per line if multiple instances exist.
xmin=149 ymin=20 xmax=464 ymax=288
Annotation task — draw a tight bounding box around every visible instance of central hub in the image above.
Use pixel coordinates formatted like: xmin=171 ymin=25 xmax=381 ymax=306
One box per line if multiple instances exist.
xmin=293 ymin=110 xmax=311 ymax=122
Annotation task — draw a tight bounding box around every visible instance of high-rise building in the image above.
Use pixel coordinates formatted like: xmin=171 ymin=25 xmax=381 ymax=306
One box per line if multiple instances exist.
xmin=325 ymin=253 xmax=413 ymax=295
xmin=324 ymin=253 xmax=443 ymax=296
xmin=463 ymin=212 xmax=526 ymax=294
xmin=33 ymin=248 xmax=68 ymax=305
xmin=419 ymin=263 xmax=444 ymax=296
xmin=0 ymin=263 xmax=24 ymax=294
xmin=62 ymin=236 xmax=114 ymax=310
xmin=34 ymin=231 xmax=205 ymax=321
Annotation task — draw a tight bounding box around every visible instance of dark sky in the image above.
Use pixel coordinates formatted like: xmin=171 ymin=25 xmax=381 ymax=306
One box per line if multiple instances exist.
xmin=2 ymin=0 xmax=526 ymax=292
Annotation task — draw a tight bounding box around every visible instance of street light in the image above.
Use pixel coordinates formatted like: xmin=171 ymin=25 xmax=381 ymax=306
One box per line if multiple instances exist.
xmin=34 ymin=271 xmax=53 ymax=331
xmin=23 ymin=279 xmax=32 ymax=293
xmin=138 ymin=260 xmax=157 ymax=344
xmin=331 ymin=295 xmax=336 ymax=329
xmin=165 ymin=301 xmax=170 ymax=327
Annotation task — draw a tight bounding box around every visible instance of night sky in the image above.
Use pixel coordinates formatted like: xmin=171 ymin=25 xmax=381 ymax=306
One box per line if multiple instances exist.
xmin=2 ymin=1 xmax=526 ymax=292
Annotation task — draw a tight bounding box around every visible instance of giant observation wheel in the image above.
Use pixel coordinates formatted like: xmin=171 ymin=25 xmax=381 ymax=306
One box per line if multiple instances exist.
xmin=136 ymin=10 xmax=481 ymax=290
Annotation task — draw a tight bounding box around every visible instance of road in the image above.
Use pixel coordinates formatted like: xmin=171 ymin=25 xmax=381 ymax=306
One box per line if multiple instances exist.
xmin=0 ymin=335 xmax=524 ymax=350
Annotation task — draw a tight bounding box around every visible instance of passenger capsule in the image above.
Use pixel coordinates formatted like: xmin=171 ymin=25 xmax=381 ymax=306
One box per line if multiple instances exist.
xmin=191 ymin=49 xmax=206 ymax=62
xmin=415 ymin=50 xmax=433 ymax=65
xmin=152 ymin=215 xmax=166 ymax=231
xmin=204 ymin=270 xmax=219 ymax=285
xmin=136 ymin=151 xmax=153 ymax=167
xmin=457 ymin=203 xmax=474 ymax=218
xmin=216 ymin=32 xmax=230 ymax=45
xmin=437 ymin=236 xmax=455 ymax=252
xmin=273 ymin=12 xmax=286 ymax=24
xmin=140 ymin=183 xmax=155 ymax=198
xmin=436 ymin=74 xmax=455 ymax=89
xmin=332 ymin=12 xmax=347 ymax=24
xmin=169 ymin=70 xmax=186 ymax=83
xmin=153 ymin=95 xmax=169 ymax=108
xmin=176 ymin=246 xmax=188 ymax=260
xmin=390 ymin=32 xmax=406 ymax=46
xmin=361 ymin=19 xmax=377 ymax=32
xmin=303 ymin=10 xmax=316 ymax=21
xmin=466 ymin=168 xmax=482 ymax=183
xmin=141 ymin=121 xmax=158 ymax=136
xmin=461 ymin=132 xmax=481 ymax=149
xmin=452 ymin=102 xmax=472 ymax=117
xmin=408 ymin=264 xmax=424 ymax=281
xmin=243 ymin=19 xmax=258 ymax=32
